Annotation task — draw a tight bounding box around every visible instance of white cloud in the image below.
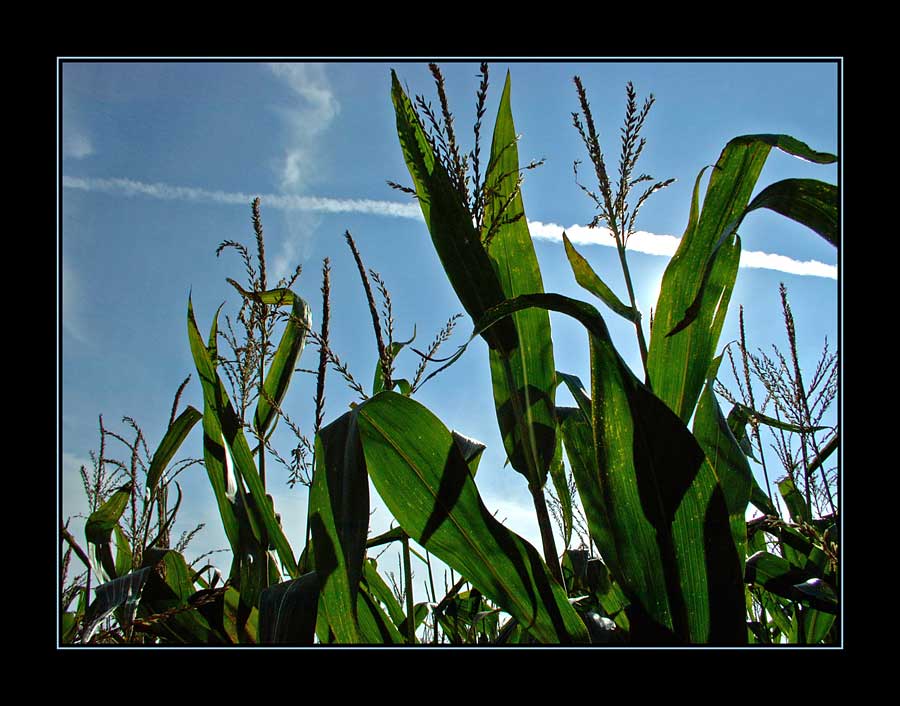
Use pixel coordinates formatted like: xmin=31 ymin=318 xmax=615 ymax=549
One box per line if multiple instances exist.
xmin=63 ymin=131 xmax=94 ymax=159
xmin=61 ymin=260 xmax=90 ymax=344
xmin=266 ymin=63 xmax=340 ymax=193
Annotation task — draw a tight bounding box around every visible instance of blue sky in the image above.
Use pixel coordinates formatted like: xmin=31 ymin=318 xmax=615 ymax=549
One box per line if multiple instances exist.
xmin=60 ymin=59 xmax=839 ymax=593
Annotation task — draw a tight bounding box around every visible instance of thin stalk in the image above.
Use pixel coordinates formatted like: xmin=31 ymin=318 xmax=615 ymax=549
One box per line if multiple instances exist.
xmin=402 ymin=533 xmax=416 ymax=644
xmin=499 ymin=354 xmax=564 ymax=588
xmin=615 ymin=241 xmax=650 ymax=385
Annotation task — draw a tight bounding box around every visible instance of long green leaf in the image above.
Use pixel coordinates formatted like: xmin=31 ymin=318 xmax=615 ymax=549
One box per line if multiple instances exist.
xmin=146 ymin=406 xmax=202 ymax=498
xmin=308 ymin=409 xmax=369 ymax=643
xmin=563 ymin=232 xmax=637 ymax=322
xmin=745 ymin=551 xmax=837 ymax=615
xmin=483 ymin=72 xmax=557 ymax=485
xmin=187 ymin=297 xmax=298 ymax=578
xmin=473 ymin=293 xmax=746 ymax=644
xmin=648 ymin=134 xmax=835 ymax=423
xmin=356 ymin=391 xmax=589 ymax=644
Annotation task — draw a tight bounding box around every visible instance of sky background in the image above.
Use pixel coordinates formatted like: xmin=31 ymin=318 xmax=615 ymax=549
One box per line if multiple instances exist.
xmin=59 ymin=59 xmax=839 ymax=600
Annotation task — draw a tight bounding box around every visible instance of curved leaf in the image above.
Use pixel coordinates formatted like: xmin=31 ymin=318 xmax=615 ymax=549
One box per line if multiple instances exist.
xmin=146 ymin=406 xmax=202 ymax=498
xmin=563 ymin=232 xmax=637 ymax=322
xmin=85 ymin=482 xmax=132 ymax=581
xmin=356 ymin=391 xmax=589 ymax=644
xmin=745 ymin=178 xmax=838 ymax=247
xmin=308 ymin=409 xmax=370 ymax=643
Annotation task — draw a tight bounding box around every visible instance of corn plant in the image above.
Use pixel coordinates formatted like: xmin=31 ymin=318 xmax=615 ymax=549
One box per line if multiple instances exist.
xmin=63 ymin=63 xmax=838 ymax=646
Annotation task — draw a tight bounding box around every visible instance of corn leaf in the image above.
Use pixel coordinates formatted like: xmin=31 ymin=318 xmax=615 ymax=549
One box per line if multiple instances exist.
xmin=648 ymin=134 xmax=835 ymax=423
xmin=187 ymin=297 xmax=298 ymax=577
xmin=745 ymin=178 xmax=838 ymax=247
xmin=85 ymin=482 xmax=132 ymax=581
xmin=258 ymin=571 xmax=320 ymax=644
xmin=562 ymin=232 xmax=638 ymax=322
xmin=692 ymin=356 xmax=753 ymax=568
xmin=777 ymin=476 xmax=811 ymax=524
xmin=356 ymin=391 xmax=590 ymax=644
xmin=145 ymin=406 xmax=202 ymax=500
xmin=308 ymin=409 xmax=369 ymax=643
xmin=483 ymin=72 xmax=557 ymax=485
xmin=473 ymin=293 xmax=746 ymax=644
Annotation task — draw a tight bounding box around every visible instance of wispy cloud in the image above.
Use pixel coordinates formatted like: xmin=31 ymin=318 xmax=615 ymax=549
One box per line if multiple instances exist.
xmin=266 ymin=63 xmax=340 ymax=193
xmin=61 ymin=177 xmax=837 ymax=280
xmin=63 ymin=131 xmax=94 ymax=159
xmin=62 ymin=175 xmax=421 ymax=219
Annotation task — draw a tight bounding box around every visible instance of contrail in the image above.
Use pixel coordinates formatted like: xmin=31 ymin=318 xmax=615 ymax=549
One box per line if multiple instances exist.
xmin=62 ymin=176 xmax=837 ymax=280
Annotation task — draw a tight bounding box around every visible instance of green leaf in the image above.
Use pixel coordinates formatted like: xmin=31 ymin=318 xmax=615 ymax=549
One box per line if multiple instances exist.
xmin=562 ymin=232 xmax=638 ymax=322
xmin=356 ymin=391 xmax=589 ymax=644
xmin=146 ymin=406 xmax=202 ymax=499
xmin=483 ymin=72 xmax=557 ymax=485
xmin=258 ymin=572 xmax=320 ymax=644
xmin=745 ymin=178 xmax=838 ymax=247
xmin=308 ymin=409 xmax=370 ymax=644
xmin=390 ymin=70 xmax=517 ymax=353
xmin=777 ymin=477 xmax=811 ymax=524
xmin=472 ymin=293 xmax=746 ymax=644
xmin=692 ymin=356 xmax=753 ymax=568
xmin=745 ymin=551 xmax=837 ymax=615
xmin=252 ymin=289 xmax=312 ymax=438
xmin=139 ymin=549 xmax=216 ymax=643
xmin=187 ymin=297 xmax=298 ymax=578
xmin=648 ymin=134 xmax=834 ymax=423
xmin=113 ymin=524 xmax=132 ymax=578
xmin=362 ymin=559 xmax=407 ymax=631
xmin=85 ymin=482 xmax=132 ymax=581
xmin=357 ymin=582 xmax=406 ymax=644
xmin=373 ymin=340 xmax=411 ymax=395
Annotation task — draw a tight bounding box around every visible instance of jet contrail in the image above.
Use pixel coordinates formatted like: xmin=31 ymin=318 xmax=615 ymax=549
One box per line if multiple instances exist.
xmin=62 ymin=176 xmax=837 ymax=280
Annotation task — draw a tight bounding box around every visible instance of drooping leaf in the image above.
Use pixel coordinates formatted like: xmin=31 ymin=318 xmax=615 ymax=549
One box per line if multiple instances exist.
xmin=250 ymin=289 xmax=312 ymax=438
xmin=745 ymin=178 xmax=838 ymax=247
xmin=146 ymin=406 xmax=202 ymax=499
xmin=356 ymin=391 xmax=590 ymax=644
xmin=308 ymin=409 xmax=369 ymax=644
xmin=472 ymin=293 xmax=746 ymax=644
xmin=356 ymin=583 xmax=406 ymax=644
xmin=187 ymin=297 xmax=298 ymax=578
xmin=113 ymin=524 xmax=132 ymax=578
xmin=648 ymin=134 xmax=835 ymax=423
xmin=563 ymin=232 xmax=638 ymax=322
xmin=258 ymin=572 xmax=320 ymax=644
xmin=85 ymin=482 xmax=132 ymax=581
xmin=138 ymin=549 xmax=217 ymax=643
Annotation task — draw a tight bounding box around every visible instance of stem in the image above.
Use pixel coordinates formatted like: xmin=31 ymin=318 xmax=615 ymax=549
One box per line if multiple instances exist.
xmin=616 ymin=242 xmax=650 ymax=386
xmin=402 ymin=533 xmax=416 ymax=644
